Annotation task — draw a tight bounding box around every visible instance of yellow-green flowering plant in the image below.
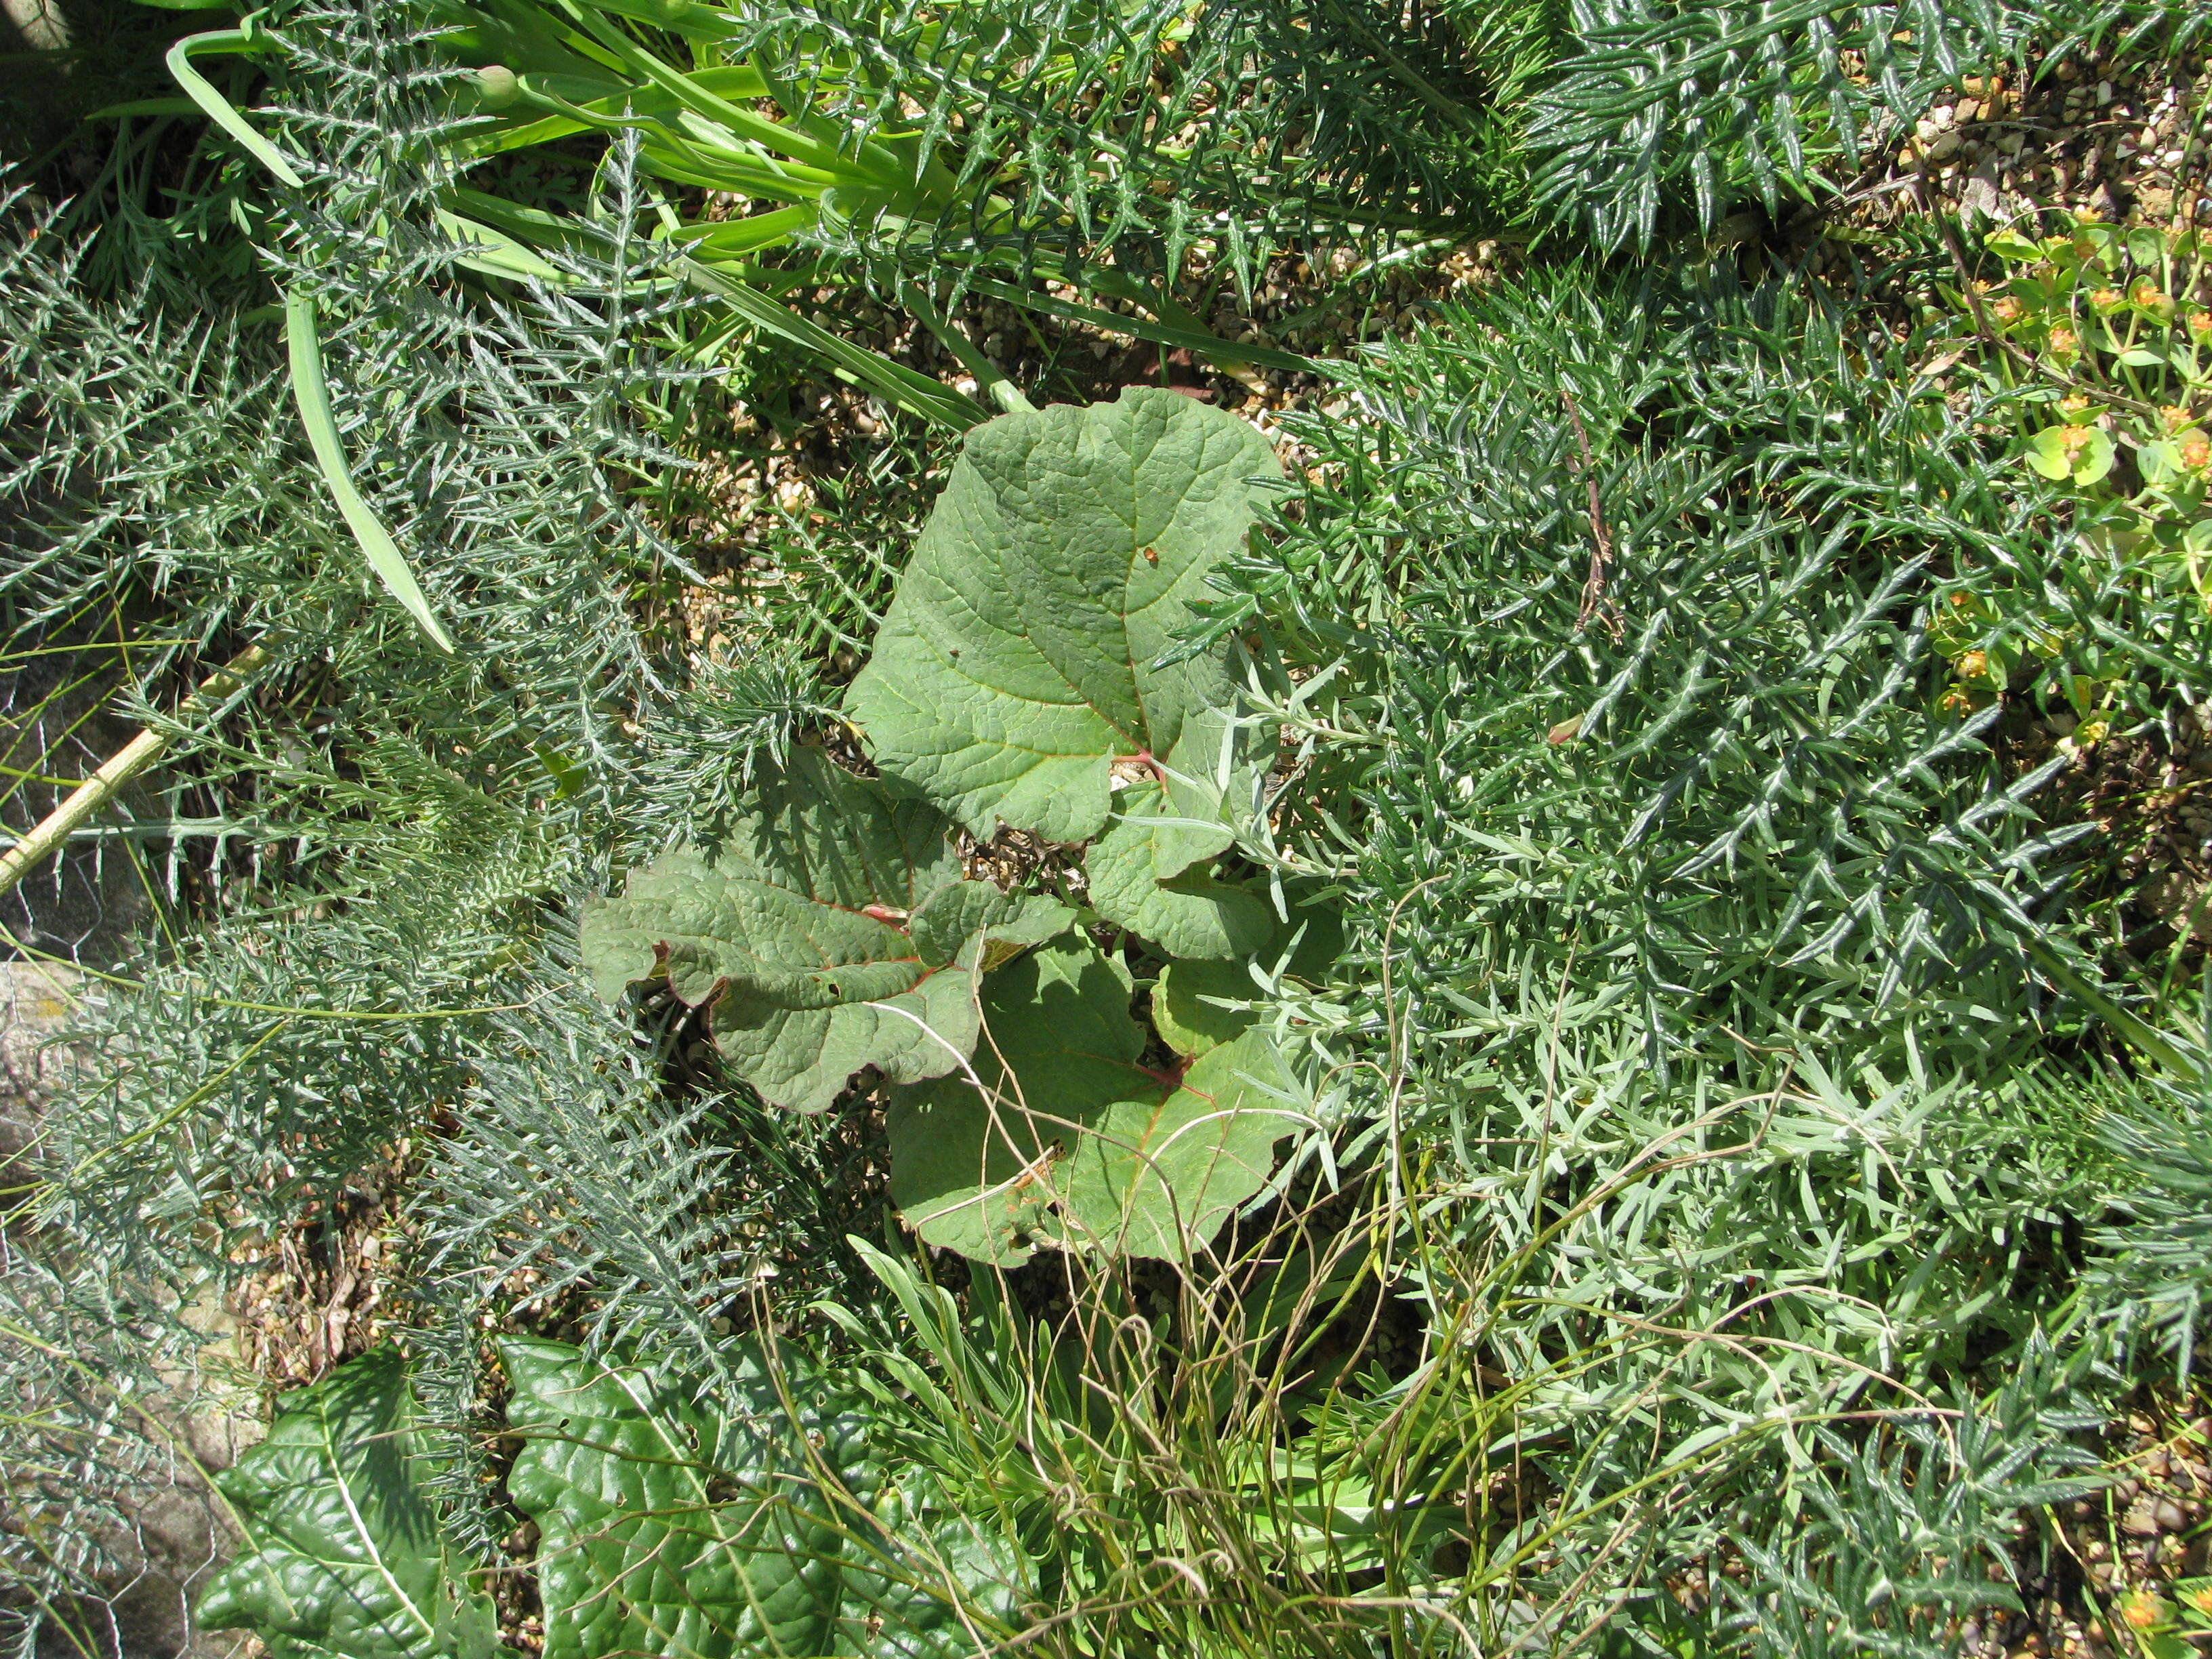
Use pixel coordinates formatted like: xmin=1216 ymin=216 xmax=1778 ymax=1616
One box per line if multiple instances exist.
xmin=1937 ymin=214 xmax=2212 ymax=731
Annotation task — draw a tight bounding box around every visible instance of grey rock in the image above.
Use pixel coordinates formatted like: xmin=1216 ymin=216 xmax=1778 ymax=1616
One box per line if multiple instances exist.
xmin=0 ymin=957 xmax=85 ymax=1186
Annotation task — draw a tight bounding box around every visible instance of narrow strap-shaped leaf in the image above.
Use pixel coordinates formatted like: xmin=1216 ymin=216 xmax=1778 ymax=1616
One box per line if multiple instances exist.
xmin=285 ymin=297 xmax=457 ymax=653
xmin=960 ymin=275 xmax=1321 ymax=377
xmin=679 ymin=258 xmax=989 ymax=432
xmin=165 ymin=26 xmax=304 ymax=187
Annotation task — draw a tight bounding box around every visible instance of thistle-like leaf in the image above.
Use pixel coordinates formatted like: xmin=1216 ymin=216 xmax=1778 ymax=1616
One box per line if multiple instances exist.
xmin=886 ymin=935 xmax=1299 ymax=1263
xmin=196 ymin=1350 xmax=498 ymax=1659
xmin=844 ymin=388 xmax=1281 ymax=844
xmin=581 ymin=750 xmax=1071 ymax=1111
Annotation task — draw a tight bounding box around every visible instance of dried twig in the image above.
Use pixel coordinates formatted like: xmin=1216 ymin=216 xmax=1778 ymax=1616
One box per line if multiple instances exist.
xmin=0 ymin=644 xmax=268 ymax=900
xmin=1561 ymin=390 xmax=1624 ymax=640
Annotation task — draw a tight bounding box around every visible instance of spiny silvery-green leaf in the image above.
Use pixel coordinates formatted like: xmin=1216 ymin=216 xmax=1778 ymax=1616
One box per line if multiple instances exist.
xmin=581 ymin=748 xmax=1073 ymax=1111
xmin=1086 ymin=776 xmax=1272 ymax=959
xmin=886 ymin=935 xmax=1302 ymax=1262
xmin=196 ymin=1349 xmax=498 ymax=1659
xmin=844 ymin=387 xmax=1282 ymax=844
xmin=501 ymin=1336 xmax=874 ymax=1659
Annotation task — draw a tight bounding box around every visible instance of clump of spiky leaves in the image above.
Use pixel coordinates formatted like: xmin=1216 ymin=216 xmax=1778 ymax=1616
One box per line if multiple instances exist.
xmin=1521 ymin=0 xmax=2212 ymax=251
xmin=430 ymin=0 xmax=1557 ymax=398
xmin=1218 ymin=261 xmax=2097 ymax=1101
xmin=1524 ymin=0 xmax=2019 ymax=249
xmin=2087 ymin=1038 xmax=2212 ymax=1383
xmin=1176 ymin=255 xmax=2167 ymax=1632
xmin=0 ymin=14 xmax=874 ymax=1647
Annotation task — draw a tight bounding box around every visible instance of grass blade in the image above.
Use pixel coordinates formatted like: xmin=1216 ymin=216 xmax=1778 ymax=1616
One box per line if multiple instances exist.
xmin=678 ymin=258 xmax=989 ymax=431
xmin=284 ymin=296 xmax=457 ymax=652
xmin=165 ymin=27 xmax=304 ymax=188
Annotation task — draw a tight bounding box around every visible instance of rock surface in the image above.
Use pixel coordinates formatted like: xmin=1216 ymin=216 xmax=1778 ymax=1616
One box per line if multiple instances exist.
xmin=3 ymin=963 xmax=262 ymax=1659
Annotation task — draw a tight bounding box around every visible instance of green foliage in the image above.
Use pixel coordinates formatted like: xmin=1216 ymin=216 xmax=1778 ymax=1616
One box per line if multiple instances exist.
xmin=1522 ymin=0 xmax=2211 ymax=251
xmin=2041 ymin=0 xmax=2212 ymax=62
xmin=884 ymin=933 xmax=1302 ymax=1261
xmin=592 ymin=390 xmax=1309 ymax=1259
xmin=1083 ymin=776 xmax=1275 ymax=959
xmin=197 ymin=1351 xmax=500 ymax=1659
xmin=1527 ymin=0 xmax=2015 ymax=248
xmin=846 ymin=388 xmax=1279 ymax=844
xmin=583 ymin=747 xmax=1073 ymax=1112
xmin=1221 ymin=264 xmax=2085 ymax=1099
xmin=504 ymin=1340 xmax=846 ymax=1659
xmin=2088 ymin=1052 xmax=2212 ymax=1381
xmin=15 ymin=1 xmax=2212 ymax=1654
xmin=1177 ymin=262 xmax=2167 ymax=1641
xmin=821 ymin=1233 xmax=1511 ymax=1656
xmin=203 ymin=1343 xmax=1026 ymax=1659
xmin=1711 ymin=1359 xmax=2100 ymax=1655
xmin=1931 ymin=219 xmax=2212 ymax=729
xmin=415 ymin=0 xmax=1547 ymax=405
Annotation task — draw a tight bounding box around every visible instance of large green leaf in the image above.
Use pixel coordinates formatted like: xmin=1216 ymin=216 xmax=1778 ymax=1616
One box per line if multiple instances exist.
xmin=843 ymin=388 xmax=1281 ymax=844
xmin=501 ymin=1338 xmax=861 ymax=1659
xmin=886 ymin=936 xmax=1301 ymax=1262
xmin=1153 ymin=891 xmax=1348 ymax=1056
xmin=1084 ymin=777 xmax=1272 ymax=959
xmin=197 ymin=1350 xmax=497 ymax=1659
xmin=842 ymin=1475 xmax=1030 ymax=1659
xmin=501 ymin=1339 xmax=1026 ymax=1659
xmin=1059 ymin=1027 xmax=1303 ymax=1258
xmin=581 ymin=750 xmax=1070 ymax=1111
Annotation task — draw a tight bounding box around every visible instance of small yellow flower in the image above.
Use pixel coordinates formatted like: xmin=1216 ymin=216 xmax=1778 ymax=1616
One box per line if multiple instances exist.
xmin=2060 ymin=394 xmax=2095 ymax=420
xmin=2060 ymin=426 xmax=2096 ymax=458
xmin=2047 ymin=325 xmax=2081 ymax=358
xmin=2163 ymin=405 xmax=2198 ymax=434
xmin=2133 ymin=281 xmax=2177 ymax=320
xmin=2119 ymin=1589 xmax=2167 ymax=1631
xmin=2091 ymin=286 xmax=2129 ymax=313
xmin=2186 ymin=1583 xmax=2212 ymax=1616
xmin=1957 ymin=649 xmax=1991 ymax=680
xmin=2190 ymin=310 xmax=2212 ymax=340
xmin=2181 ymin=432 xmax=2212 ymax=472
xmin=1992 ymin=295 xmax=2026 ymax=325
